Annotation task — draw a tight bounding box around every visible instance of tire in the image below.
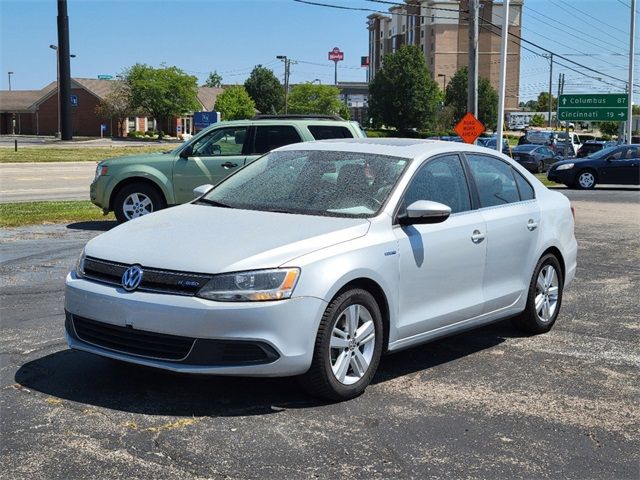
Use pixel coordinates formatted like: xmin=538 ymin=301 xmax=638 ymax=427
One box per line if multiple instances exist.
xmin=576 ymin=169 xmax=597 ymax=190
xmin=299 ymin=288 xmax=383 ymax=401
xmin=512 ymin=253 xmax=564 ymax=334
xmin=113 ymin=183 xmax=166 ymax=223
xmin=537 ymin=161 xmax=544 ymax=174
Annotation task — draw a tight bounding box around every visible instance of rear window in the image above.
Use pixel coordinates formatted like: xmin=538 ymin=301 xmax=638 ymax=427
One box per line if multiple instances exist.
xmin=308 ymin=125 xmax=354 ymax=140
xmin=251 ymin=125 xmax=302 ymax=154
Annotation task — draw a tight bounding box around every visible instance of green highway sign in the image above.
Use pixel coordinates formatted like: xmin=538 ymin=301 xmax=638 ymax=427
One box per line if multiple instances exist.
xmin=97 ymin=74 xmax=113 ymax=80
xmin=558 ymin=93 xmax=628 ymax=122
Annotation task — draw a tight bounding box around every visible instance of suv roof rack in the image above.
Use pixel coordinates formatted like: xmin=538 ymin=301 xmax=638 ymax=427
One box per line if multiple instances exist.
xmin=252 ymin=114 xmax=345 ymax=121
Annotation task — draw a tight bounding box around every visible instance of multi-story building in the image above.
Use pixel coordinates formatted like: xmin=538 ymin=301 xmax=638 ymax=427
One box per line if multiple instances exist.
xmin=367 ymin=0 xmax=523 ymax=110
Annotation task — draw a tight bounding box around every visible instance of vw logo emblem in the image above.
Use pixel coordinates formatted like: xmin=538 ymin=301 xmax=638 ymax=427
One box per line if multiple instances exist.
xmin=122 ymin=265 xmax=143 ymax=292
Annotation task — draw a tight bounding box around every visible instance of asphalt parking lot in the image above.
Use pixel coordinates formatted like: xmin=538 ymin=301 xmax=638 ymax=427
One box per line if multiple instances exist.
xmin=1 ymin=188 xmax=638 ymax=479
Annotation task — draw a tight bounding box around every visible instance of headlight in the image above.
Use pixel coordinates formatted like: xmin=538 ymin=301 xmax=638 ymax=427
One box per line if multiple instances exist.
xmin=95 ymin=163 xmax=108 ymax=179
xmin=75 ymin=249 xmax=86 ymax=277
xmin=197 ymin=268 xmax=300 ymax=302
xmin=556 ymin=163 xmax=575 ymax=170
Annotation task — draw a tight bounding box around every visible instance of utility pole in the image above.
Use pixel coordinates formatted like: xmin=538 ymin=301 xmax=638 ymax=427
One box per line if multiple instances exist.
xmin=7 ymin=71 xmax=13 ymax=91
xmin=276 ymin=55 xmax=290 ymax=114
xmin=495 ymin=0 xmax=509 ymax=152
xmin=626 ymin=0 xmax=636 ymax=144
xmin=556 ymin=72 xmax=562 ymax=130
xmin=544 ymin=53 xmax=553 ymax=128
xmin=467 ymin=0 xmax=480 ymax=116
xmin=57 ymin=0 xmax=72 ymax=140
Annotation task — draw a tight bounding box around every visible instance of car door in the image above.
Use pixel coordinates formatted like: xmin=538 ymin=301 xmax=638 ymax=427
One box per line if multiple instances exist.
xmin=394 ymin=154 xmax=487 ymax=338
xmin=172 ymin=125 xmax=249 ymax=203
xmin=465 ymin=153 xmax=541 ymax=314
xmin=599 ymin=147 xmax=640 ymax=185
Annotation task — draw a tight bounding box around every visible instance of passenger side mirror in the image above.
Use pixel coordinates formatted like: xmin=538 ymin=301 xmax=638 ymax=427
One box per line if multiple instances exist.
xmin=397 ymin=200 xmax=451 ymax=225
xmin=180 ymin=144 xmax=194 ymax=159
xmin=193 ymin=184 xmax=214 ymax=198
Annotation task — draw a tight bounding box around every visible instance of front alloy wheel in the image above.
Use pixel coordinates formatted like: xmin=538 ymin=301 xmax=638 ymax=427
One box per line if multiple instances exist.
xmin=299 ymin=288 xmax=383 ymax=401
xmin=577 ymin=170 xmax=596 ymax=189
xmin=113 ymin=183 xmax=165 ymax=223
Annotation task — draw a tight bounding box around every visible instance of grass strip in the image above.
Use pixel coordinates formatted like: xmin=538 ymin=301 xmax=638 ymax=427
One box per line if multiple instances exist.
xmin=0 ymin=200 xmax=113 ymax=227
xmin=0 ymin=146 xmax=169 ymax=163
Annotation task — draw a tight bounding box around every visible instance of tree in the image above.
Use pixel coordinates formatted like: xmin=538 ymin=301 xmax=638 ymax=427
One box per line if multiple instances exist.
xmin=598 ymin=121 xmax=619 ymax=138
xmin=203 ymin=71 xmax=223 ymax=88
xmin=125 ymin=64 xmax=200 ymax=138
xmin=287 ymin=83 xmax=344 ymax=116
xmin=244 ymin=65 xmax=284 ymax=114
xmin=444 ymin=67 xmax=498 ymax=128
xmin=95 ymin=80 xmax=136 ymax=137
xmin=536 ymin=91 xmax=557 ymax=112
xmin=214 ymin=86 xmax=256 ymax=120
xmin=529 ymin=113 xmax=545 ymax=127
xmin=369 ymin=45 xmax=440 ymax=132
xmin=521 ymin=99 xmax=538 ymax=111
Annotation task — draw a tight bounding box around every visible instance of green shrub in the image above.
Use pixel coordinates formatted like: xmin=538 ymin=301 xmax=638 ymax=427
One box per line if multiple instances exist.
xmin=145 ymin=130 xmax=155 ymax=136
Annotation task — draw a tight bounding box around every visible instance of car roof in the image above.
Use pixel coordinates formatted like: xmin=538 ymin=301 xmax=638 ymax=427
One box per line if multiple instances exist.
xmin=275 ymin=137 xmax=501 ymax=160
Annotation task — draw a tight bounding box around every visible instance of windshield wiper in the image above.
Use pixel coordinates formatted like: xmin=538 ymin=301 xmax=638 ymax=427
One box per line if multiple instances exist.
xmin=195 ymin=198 xmax=233 ymax=208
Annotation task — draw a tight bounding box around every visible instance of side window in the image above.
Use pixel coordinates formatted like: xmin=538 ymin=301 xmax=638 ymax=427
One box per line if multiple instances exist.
xmin=191 ymin=127 xmax=248 ymax=156
xmin=403 ymin=154 xmax=471 ymax=214
xmin=513 ymin=168 xmax=535 ymax=201
xmin=252 ymin=125 xmax=302 ymax=154
xmin=624 ymin=147 xmax=638 ymax=159
xmin=308 ymin=125 xmax=354 ymax=140
xmin=467 ymin=154 xmax=520 ymax=207
xmin=609 ymin=149 xmax=624 ymax=161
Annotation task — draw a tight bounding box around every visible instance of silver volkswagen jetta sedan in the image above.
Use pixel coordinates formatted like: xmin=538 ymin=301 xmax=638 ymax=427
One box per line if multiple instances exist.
xmin=65 ymin=138 xmax=577 ymax=401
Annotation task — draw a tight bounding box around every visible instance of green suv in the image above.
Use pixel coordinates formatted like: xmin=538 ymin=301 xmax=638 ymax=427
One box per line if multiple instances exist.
xmin=91 ymin=116 xmax=366 ymax=222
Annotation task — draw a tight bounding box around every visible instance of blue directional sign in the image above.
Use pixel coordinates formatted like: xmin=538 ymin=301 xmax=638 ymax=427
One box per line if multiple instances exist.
xmin=70 ymin=95 xmax=78 ymax=107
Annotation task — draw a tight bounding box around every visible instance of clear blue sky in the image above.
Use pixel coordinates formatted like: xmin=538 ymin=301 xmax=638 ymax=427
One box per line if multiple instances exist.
xmin=0 ymin=0 xmax=638 ymax=102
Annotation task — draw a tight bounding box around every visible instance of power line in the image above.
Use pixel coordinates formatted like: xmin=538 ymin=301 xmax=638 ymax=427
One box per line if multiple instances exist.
xmin=548 ymin=0 xmax=629 ymax=39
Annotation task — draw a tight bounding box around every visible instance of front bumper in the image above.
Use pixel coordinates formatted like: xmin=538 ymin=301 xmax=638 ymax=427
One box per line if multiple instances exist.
xmin=64 ymin=272 xmax=327 ymax=376
xmin=90 ymin=176 xmax=110 ymax=211
xmin=547 ymin=168 xmax=576 ymax=185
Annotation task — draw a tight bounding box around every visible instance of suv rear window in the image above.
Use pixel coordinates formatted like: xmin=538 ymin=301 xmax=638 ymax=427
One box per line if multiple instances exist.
xmin=308 ymin=125 xmax=353 ymax=140
xmin=252 ymin=125 xmax=302 ymax=154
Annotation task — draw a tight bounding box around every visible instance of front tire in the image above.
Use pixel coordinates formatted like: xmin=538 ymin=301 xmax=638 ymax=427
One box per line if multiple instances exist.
xmin=512 ymin=254 xmax=564 ymax=334
xmin=113 ymin=183 xmax=165 ymax=223
xmin=299 ymin=289 xmax=383 ymax=401
xmin=576 ymin=169 xmax=597 ymax=190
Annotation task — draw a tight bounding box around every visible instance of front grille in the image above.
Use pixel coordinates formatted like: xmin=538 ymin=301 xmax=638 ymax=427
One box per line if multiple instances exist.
xmin=82 ymin=256 xmax=211 ymax=296
xmin=72 ymin=315 xmax=195 ymax=360
xmin=67 ymin=314 xmax=281 ymax=366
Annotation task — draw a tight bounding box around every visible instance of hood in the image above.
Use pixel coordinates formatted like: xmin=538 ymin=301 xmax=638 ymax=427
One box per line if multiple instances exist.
xmin=84 ymin=203 xmax=370 ymax=273
xmin=100 ymin=151 xmax=171 ymax=166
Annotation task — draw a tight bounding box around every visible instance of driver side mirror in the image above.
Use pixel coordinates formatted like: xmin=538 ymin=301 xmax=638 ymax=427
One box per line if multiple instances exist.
xmin=397 ymin=200 xmax=451 ymax=225
xmin=180 ymin=144 xmax=193 ymax=159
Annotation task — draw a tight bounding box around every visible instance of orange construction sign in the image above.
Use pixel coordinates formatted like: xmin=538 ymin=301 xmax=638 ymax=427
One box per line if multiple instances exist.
xmin=454 ymin=112 xmax=485 ymax=144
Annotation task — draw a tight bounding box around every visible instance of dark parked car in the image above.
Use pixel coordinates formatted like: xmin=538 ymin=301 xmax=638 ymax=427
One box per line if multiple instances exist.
xmin=547 ymin=144 xmax=640 ymax=189
xmin=511 ymin=144 xmax=557 ymax=173
xmin=576 ymin=140 xmax=617 ymax=158
xmin=481 ymin=137 xmax=512 ymax=157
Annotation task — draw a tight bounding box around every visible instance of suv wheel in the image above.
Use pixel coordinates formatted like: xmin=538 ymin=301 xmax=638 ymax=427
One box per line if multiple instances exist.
xmin=299 ymin=289 xmax=383 ymax=401
xmin=113 ymin=183 xmax=165 ymax=223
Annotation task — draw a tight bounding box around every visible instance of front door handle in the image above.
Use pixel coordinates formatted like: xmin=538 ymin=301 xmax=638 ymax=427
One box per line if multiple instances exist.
xmin=221 ymin=161 xmax=238 ymax=169
xmin=527 ymin=219 xmax=539 ymax=231
xmin=471 ymin=230 xmax=485 ymax=243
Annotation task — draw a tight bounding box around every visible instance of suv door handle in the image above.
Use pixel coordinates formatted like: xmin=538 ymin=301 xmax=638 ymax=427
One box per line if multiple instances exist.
xmin=471 ymin=230 xmax=485 ymax=243
xmin=527 ymin=219 xmax=539 ymax=231
xmin=221 ymin=162 xmax=238 ymax=168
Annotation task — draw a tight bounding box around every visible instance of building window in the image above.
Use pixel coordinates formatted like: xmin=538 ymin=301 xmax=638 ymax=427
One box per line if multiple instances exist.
xmin=421 ymin=15 xmax=425 ymax=25
xmin=421 ymin=44 xmax=424 ymax=52
xmin=146 ymin=117 xmax=155 ymax=132
xmin=421 ymin=29 xmax=424 ymax=38
xmin=380 ymin=31 xmax=383 ymax=38
xmin=430 ymin=57 xmax=434 ymax=65
xmin=389 ymin=29 xmax=392 ymax=36
xmin=402 ymin=25 xmax=405 ymax=32
xmin=431 ymin=29 xmax=434 ymax=37
xmin=128 ymin=117 xmax=136 ymax=132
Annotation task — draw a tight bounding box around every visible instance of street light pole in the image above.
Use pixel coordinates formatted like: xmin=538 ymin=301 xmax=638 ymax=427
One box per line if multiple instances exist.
xmin=495 ymin=0 xmax=510 ymax=153
xmin=626 ymin=0 xmax=636 ymax=144
xmin=57 ymin=0 xmax=73 ymax=140
xmin=8 ymin=71 xmax=13 ymax=91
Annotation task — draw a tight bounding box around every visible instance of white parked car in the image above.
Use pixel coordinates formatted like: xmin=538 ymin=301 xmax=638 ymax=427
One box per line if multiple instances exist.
xmin=65 ymin=139 xmax=577 ymax=401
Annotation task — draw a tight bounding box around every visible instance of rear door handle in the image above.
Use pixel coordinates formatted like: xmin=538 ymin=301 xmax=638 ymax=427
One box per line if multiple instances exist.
xmin=527 ymin=219 xmax=538 ymax=231
xmin=471 ymin=230 xmax=485 ymax=243
xmin=221 ymin=162 xmax=238 ymax=168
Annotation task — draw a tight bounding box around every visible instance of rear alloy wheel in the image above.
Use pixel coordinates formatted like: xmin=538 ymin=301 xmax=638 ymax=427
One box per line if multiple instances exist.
xmin=512 ymin=253 xmax=564 ymax=334
xmin=299 ymin=289 xmax=383 ymax=401
xmin=576 ymin=170 xmax=596 ymax=190
xmin=113 ymin=183 xmax=165 ymax=223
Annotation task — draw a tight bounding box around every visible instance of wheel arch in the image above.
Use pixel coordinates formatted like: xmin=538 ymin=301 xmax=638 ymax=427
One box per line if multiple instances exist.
xmin=541 ymin=245 xmax=566 ymax=282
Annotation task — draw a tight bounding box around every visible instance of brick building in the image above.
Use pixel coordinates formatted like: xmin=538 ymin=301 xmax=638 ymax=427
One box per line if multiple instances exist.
xmin=0 ymin=78 xmax=222 ymax=137
xmin=367 ymin=0 xmax=523 ymax=110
